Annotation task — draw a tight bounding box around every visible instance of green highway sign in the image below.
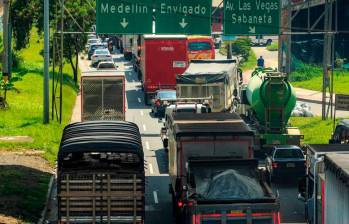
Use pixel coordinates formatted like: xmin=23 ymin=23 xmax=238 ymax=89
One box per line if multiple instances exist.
xmin=224 ymin=0 xmax=280 ymax=35
xmin=96 ymin=0 xmax=153 ymax=34
xmin=155 ymin=0 xmax=212 ymax=35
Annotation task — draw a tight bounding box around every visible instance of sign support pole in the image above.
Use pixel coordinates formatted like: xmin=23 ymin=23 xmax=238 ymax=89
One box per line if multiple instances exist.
xmin=43 ymin=0 xmax=50 ymax=124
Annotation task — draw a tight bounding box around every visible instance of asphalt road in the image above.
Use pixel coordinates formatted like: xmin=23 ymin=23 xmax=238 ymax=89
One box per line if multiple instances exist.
xmin=49 ymin=51 xmax=307 ymax=224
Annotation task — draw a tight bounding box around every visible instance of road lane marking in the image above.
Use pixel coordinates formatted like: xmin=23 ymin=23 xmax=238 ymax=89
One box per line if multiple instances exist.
xmin=138 ymin=97 xmax=141 ymax=103
xmin=140 ymin=110 xmax=144 ymax=116
xmin=153 ymin=191 xmax=159 ymax=204
xmin=143 ymin=124 xmax=147 ymax=132
xmin=145 ymin=141 xmax=150 ymax=150
xmin=149 ymin=163 xmax=154 ymax=174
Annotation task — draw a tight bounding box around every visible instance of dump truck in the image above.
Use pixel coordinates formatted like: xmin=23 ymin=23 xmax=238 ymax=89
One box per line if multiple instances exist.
xmin=239 ymin=68 xmax=303 ymax=153
xmin=176 ymin=60 xmax=240 ymax=112
xmin=81 ymin=72 xmax=125 ymax=121
xmin=167 ymin=113 xmax=280 ymax=223
xmin=140 ymin=35 xmax=188 ymax=104
xmin=57 ymin=121 xmax=145 ymax=224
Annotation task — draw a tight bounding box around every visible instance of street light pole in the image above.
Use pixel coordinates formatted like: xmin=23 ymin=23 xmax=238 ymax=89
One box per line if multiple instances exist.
xmin=43 ymin=0 xmax=50 ymax=124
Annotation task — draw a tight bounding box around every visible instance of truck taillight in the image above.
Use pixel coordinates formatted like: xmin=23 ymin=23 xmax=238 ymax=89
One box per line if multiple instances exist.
xmin=272 ymin=162 xmax=278 ymax=168
xmin=177 ymin=201 xmax=184 ymax=208
xmin=273 ymin=212 xmax=281 ymax=224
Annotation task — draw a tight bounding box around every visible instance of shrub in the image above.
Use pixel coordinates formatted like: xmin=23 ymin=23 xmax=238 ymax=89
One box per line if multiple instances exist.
xmin=289 ymin=64 xmax=322 ymax=81
xmin=231 ymin=38 xmax=251 ymax=61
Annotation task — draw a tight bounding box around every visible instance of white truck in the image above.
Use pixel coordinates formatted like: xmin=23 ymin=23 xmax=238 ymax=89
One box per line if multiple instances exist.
xmin=81 ymin=72 xmax=125 ymax=121
xmin=176 ymin=60 xmax=241 ymax=112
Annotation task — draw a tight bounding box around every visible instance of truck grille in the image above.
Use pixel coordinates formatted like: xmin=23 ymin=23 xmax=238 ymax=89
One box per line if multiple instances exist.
xmin=58 ymin=172 xmax=144 ymax=224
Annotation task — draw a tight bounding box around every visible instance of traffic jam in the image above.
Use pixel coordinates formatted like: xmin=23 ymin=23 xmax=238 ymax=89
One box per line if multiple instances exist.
xmin=55 ymin=0 xmax=349 ymax=224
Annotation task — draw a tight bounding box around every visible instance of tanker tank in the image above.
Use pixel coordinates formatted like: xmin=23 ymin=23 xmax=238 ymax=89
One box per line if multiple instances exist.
xmin=240 ymin=68 xmax=302 ymax=148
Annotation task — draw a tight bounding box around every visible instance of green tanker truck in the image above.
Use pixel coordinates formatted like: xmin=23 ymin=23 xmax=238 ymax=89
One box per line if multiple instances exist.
xmin=240 ymin=68 xmax=303 ymax=151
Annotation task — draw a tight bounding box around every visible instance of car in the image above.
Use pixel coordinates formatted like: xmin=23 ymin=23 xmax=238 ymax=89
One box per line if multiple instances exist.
xmin=88 ymin=43 xmax=106 ymax=60
xmin=91 ymin=49 xmax=112 ymax=67
xmin=85 ymin=38 xmax=100 ymax=51
xmin=87 ymin=34 xmax=97 ymax=40
xmin=97 ymin=61 xmax=117 ymax=70
xmin=265 ymin=145 xmax=306 ymax=182
xmin=251 ymin=35 xmax=273 ymax=46
xmin=151 ymin=90 xmax=176 ymax=117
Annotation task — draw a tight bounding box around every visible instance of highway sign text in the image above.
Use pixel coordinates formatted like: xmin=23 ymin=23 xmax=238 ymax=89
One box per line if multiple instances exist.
xmin=96 ymin=0 xmax=153 ymax=34
xmin=224 ymin=0 xmax=280 ymax=35
xmin=155 ymin=0 xmax=212 ymax=35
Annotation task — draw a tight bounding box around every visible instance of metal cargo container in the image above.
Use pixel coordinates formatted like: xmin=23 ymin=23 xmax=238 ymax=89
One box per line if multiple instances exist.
xmin=81 ymin=73 xmax=125 ymax=121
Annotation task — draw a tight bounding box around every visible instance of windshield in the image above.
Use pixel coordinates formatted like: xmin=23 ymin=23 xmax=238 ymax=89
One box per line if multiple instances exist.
xmin=158 ymin=91 xmax=176 ymax=99
xmin=274 ymin=148 xmax=304 ymax=159
xmin=188 ymin=41 xmax=212 ymax=51
xmin=91 ymin=45 xmax=105 ymax=51
xmin=98 ymin=63 xmax=115 ymax=69
xmin=88 ymin=39 xmax=99 ymax=44
xmin=95 ymin=49 xmax=109 ymax=55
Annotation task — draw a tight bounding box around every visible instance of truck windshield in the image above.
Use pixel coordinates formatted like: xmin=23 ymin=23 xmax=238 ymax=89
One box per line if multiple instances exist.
xmin=188 ymin=42 xmax=212 ymax=51
xmin=158 ymin=91 xmax=176 ymax=99
xmin=190 ymin=165 xmax=267 ymax=200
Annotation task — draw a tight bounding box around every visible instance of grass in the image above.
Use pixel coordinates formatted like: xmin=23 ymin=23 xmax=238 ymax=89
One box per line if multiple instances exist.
xmin=0 ymin=29 xmax=78 ymax=163
xmin=289 ymin=117 xmax=336 ymax=144
xmin=219 ymin=46 xmax=257 ymax=71
xmin=291 ymin=73 xmax=349 ymax=94
xmin=266 ymin=42 xmax=278 ymax=51
xmin=0 ymin=166 xmax=51 ymax=222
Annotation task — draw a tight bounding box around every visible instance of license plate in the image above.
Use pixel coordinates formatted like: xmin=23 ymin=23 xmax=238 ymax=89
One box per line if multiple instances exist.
xmin=286 ymin=163 xmax=295 ymax=168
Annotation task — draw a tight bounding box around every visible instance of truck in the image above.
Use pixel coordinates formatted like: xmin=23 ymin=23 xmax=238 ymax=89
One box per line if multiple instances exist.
xmin=329 ymin=119 xmax=349 ymax=144
xmin=176 ymin=60 xmax=241 ymax=112
xmin=81 ymin=72 xmax=125 ymax=121
xmin=167 ymin=113 xmax=281 ymax=224
xmin=121 ymin=35 xmax=137 ymax=61
xmin=239 ymin=68 xmax=303 ymax=154
xmin=57 ymin=121 xmax=145 ymax=224
xmin=324 ymin=152 xmax=349 ymax=224
xmin=298 ymin=144 xmax=349 ymax=224
xmin=140 ymin=35 xmax=188 ymax=104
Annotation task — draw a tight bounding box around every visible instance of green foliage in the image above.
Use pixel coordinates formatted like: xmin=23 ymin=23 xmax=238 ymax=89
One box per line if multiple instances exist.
xmin=289 ymin=117 xmax=338 ymax=144
xmin=240 ymin=50 xmax=257 ymax=71
xmin=289 ymin=64 xmax=322 ymax=82
xmin=266 ymin=42 xmax=278 ymax=51
xmin=231 ymin=38 xmax=252 ymax=61
xmin=0 ymin=29 xmax=78 ymax=163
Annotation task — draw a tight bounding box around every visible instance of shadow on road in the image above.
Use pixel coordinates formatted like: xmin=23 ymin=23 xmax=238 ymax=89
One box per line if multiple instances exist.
xmin=155 ymin=149 xmax=169 ymax=174
xmin=126 ymin=89 xmax=149 ymax=109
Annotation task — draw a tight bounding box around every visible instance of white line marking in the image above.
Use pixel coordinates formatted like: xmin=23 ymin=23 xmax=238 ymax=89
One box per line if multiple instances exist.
xmin=145 ymin=141 xmax=150 ymax=150
xmin=140 ymin=110 xmax=144 ymax=116
xmin=149 ymin=163 xmax=154 ymax=174
xmin=142 ymin=124 xmax=147 ymax=131
xmin=153 ymin=191 xmax=159 ymax=204
xmin=138 ymin=97 xmax=141 ymax=103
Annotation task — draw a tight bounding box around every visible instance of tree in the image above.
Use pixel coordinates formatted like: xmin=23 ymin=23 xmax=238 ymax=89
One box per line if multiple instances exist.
xmin=61 ymin=0 xmax=95 ymax=83
xmin=231 ymin=38 xmax=252 ymax=62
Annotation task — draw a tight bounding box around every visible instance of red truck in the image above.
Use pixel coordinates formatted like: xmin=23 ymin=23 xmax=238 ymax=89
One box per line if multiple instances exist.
xmin=140 ymin=35 xmax=188 ymax=104
xmin=166 ymin=112 xmax=280 ymax=224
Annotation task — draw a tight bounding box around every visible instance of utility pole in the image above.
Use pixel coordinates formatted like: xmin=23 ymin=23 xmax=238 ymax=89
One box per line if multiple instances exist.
xmin=43 ymin=0 xmax=50 ymax=124
xmin=2 ymin=0 xmax=10 ymax=81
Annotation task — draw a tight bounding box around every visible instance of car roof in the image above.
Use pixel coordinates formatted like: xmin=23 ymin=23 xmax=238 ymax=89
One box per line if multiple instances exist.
xmin=339 ymin=119 xmax=349 ymax=128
